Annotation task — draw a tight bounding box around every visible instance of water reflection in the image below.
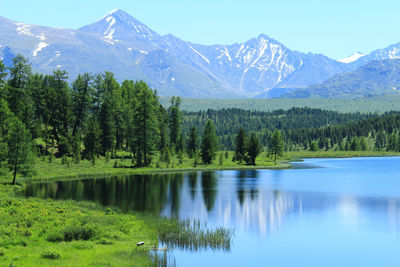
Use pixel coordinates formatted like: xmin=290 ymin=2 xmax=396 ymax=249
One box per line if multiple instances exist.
xmin=24 ymin=170 xmax=400 ymax=237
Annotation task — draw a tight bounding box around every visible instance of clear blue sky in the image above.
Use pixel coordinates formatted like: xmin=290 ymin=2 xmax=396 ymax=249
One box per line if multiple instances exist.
xmin=1 ymin=0 xmax=399 ymax=59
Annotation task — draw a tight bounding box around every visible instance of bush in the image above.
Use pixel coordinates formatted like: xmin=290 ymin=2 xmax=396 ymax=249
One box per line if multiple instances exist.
xmin=0 ymin=249 xmax=4 ymax=257
xmin=97 ymin=238 xmax=113 ymax=245
xmin=63 ymin=224 xmax=96 ymax=242
xmin=41 ymin=250 xmax=60 ymax=260
xmin=46 ymin=231 xmax=64 ymax=242
xmin=46 ymin=224 xmax=96 ymax=242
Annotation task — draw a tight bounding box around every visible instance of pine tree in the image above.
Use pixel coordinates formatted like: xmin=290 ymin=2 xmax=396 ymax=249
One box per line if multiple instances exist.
xmin=201 ymin=120 xmax=218 ymax=165
xmin=99 ymin=100 xmax=115 ymax=154
xmin=7 ymin=118 xmax=33 ymax=185
xmin=168 ymin=96 xmax=182 ymax=149
xmin=234 ymin=128 xmax=247 ymax=163
xmin=83 ymin=117 xmax=101 ymax=162
xmin=246 ymin=133 xmax=261 ymax=165
xmin=131 ymin=81 xmax=159 ymax=166
xmin=186 ymin=126 xmax=198 ymax=159
xmin=72 ymin=73 xmax=93 ymax=135
xmin=269 ymin=129 xmax=284 ymax=163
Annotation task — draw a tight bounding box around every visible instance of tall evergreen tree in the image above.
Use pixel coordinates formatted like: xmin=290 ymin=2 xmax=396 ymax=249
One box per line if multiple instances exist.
xmin=168 ymin=96 xmax=182 ymax=149
xmin=201 ymin=120 xmax=218 ymax=165
xmin=99 ymin=100 xmax=115 ymax=154
xmin=131 ymin=81 xmax=159 ymax=166
xmin=7 ymin=54 xmax=34 ymax=128
xmin=234 ymin=128 xmax=247 ymax=163
xmin=7 ymin=118 xmax=33 ymax=185
xmin=269 ymin=129 xmax=284 ymax=163
xmin=246 ymin=133 xmax=261 ymax=165
xmin=83 ymin=117 xmax=101 ymax=162
xmin=186 ymin=126 xmax=198 ymax=159
xmin=72 ymin=73 xmax=93 ymax=135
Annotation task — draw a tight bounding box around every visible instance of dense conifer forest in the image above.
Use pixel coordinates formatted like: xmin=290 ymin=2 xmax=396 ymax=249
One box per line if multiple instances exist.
xmin=1 ymin=55 xmax=400 ymax=183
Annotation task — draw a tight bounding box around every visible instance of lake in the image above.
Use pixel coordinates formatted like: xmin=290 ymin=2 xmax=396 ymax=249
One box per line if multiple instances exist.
xmin=25 ymin=157 xmax=400 ymax=266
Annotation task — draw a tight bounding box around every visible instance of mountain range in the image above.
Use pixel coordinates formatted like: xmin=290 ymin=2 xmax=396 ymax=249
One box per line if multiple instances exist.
xmin=1 ymin=9 xmax=400 ymax=98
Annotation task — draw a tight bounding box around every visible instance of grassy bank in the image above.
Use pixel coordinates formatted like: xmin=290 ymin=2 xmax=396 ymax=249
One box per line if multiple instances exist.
xmin=286 ymin=150 xmax=400 ymax=159
xmin=0 ymin=182 xmax=159 ymax=266
xmin=27 ymin=151 xmax=288 ymax=183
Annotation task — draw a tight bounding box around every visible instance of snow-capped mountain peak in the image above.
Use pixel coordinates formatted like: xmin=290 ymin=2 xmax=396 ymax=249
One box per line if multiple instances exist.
xmin=338 ymin=52 xmax=365 ymax=63
xmin=79 ymin=9 xmax=159 ymax=43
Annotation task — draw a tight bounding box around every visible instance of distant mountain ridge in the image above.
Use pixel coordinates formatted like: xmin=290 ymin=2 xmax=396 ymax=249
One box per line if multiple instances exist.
xmin=283 ymin=59 xmax=400 ymax=98
xmin=0 ymin=9 xmax=400 ymax=98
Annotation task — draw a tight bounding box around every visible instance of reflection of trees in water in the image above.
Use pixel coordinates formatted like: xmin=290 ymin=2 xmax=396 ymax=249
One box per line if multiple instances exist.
xmin=26 ymin=173 xmax=184 ymax=213
xmin=25 ymin=171 xmax=400 ymax=237
xmin=236 ymin=170 xmax=259 ymax=206
xmin=188 ymin=172 xmax=198 ymax=200
xmin=201 ymin=172 xmax=218 ymax=211
xmin=169 ymin=174 xmax=184 ymax=218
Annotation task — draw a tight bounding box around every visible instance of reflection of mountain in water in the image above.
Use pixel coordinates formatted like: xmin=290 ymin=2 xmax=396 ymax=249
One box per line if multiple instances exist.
xmin=25 ymin=171 xmax=400 ymax=236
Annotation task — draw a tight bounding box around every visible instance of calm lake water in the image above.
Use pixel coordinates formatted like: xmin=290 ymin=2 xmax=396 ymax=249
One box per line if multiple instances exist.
xmin=25 ymin=157 xmax=400 ymax=266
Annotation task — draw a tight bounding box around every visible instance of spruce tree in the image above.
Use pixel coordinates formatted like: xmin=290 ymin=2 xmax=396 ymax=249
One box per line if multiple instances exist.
xmin=83 ymin=117 xmax=101 ymax=162
xmin=168 ymin=96 xmax=182 ymax=149
xmin=186 ymin=126 xmax=198 ymax=159
xmin=72 ymin=73 xmax=93 ymax=135
xmin=234 ymin=128 xmax=247 ymax=163
xmin=269 ymin=129 xmax=284 ymax=163
xmin=7 ymin=118 xmax=33 ymax=185
xmin=200 ymin=120 xmax=217 ymax=165
xmin=132 ymin=81 xmax=159 ymax=166
xmin=246 ymin=133 xmax=261 ymax=165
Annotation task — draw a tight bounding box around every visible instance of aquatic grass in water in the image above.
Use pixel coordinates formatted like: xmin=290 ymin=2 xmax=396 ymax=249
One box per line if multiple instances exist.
xmin=157 ymin=219 xmax=233 ymax=252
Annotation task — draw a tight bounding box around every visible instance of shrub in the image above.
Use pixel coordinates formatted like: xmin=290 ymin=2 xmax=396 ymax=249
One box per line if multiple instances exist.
xmin=47 ymin=224 xmax=96 ymax=242
xmin=41 ymin=250 xmax=60 ymax=260
xmin=97 ymin=238 xmax=113 ymax=245
xmin=63 ymin=224 xmax=96 ymax=242
xmin=0 ymin=249 xmax=4 ymax=257
xmin=46 ymin=231 xmax=64 ymax=242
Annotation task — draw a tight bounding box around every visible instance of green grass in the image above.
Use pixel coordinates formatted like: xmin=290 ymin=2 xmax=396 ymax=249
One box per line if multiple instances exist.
xmin=0 ymin=184 xmax=158 ymax=266
xmin=286 ymin=150 xmax=400 ymax=159
xmin=26 ymin=151 xmax=287 ymax=183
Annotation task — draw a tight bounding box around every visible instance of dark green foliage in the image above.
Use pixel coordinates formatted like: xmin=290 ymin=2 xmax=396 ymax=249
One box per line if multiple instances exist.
xmin=234 ymin=128 xmax=247 ymax=163
xmin=7 ymin=118 xmax=33 ymax=184
xmin=168 ymin=96 xmax=182 ymax=148
xmin=182 ymin=107 xmax=373 ymax=150
xmin=131 ymin=81 xmax=159 ymax=166
xmin=269 ymin=130 xmax=284 ymax=163
xmin=310 ymin=141 xmax=319 ymax=151
xmin=186 ymin=126 xmax=198 ymax=159
xmin=201 ymin=120 xmax=218 ymax=165
xmin=83 ymin=117 xmax=101 ymax=161
xmin=245 ymin=133 xmax=261 ymax=165
xmin=350 ymin=137 xmax=361 ymax=151
xmin=99 ymin=100 xmax=115 ymax=154
xmin=71 ymin=73 xmax=93 ymax=135
xmin=375 ymin=131 xmax=386 ymax=151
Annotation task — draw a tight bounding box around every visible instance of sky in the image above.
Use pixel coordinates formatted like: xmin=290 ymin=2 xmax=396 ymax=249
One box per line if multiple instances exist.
xmin=1 ymin=0 xmax=400 ymax=59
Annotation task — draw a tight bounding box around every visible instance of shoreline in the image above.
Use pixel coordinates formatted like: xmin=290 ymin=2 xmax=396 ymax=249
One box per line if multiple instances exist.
xmin=23 ymin=151 xmax=400 ymax=183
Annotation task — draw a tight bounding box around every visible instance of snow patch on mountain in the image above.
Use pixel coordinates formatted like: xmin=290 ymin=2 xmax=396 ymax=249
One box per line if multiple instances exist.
xmin=33 ymin=42 xmax=48 ymax=56
xmin=16 ymin=23 xmax=33 ymax=36
xmin=338 ymin=52 xmax=365 ymax=63
xmin=190 ymin=46 xmax=210 ymax=64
